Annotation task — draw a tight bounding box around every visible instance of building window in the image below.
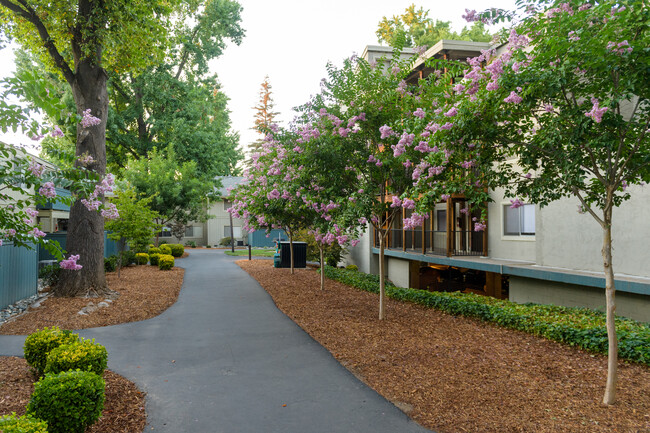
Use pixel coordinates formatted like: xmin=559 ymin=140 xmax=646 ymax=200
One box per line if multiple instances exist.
xmin=223 ymin=200 xmax=232 ymax=211
xmin=184 ymin=226 xmax=203 ymax=238
xmin=503 ymin=204 xmax=535 ymax=236
xmin=224 ymin=226 xmax=241 ymax=238
xmin=436 ymin=210 xmax=446 ymax=231
xmin=185 ymin=226 xmax=194 ymax=237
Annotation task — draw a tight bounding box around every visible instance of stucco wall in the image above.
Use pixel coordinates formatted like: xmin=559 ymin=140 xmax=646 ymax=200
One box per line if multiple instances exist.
xmin=487 ymin=186 xmax=537 ymax=262
xmin=509 ymin=276 xmax=650 ymax=323
xmin=535 ymin=185 xmax=650 ymax=278
xmin=342 ymin=225 xmax=378 ymax=275
xmin=206 ymin=200 xmax=245 ymax=246
xmin=387 ymin=257 xmax=410 ymax=288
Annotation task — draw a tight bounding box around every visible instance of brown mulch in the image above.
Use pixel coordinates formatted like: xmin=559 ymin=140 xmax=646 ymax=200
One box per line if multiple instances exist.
xmin=0 ymin=265 xmax=184 ymax=335
xmin=0 ymin=357 xmax=146 ymax=432
xmin=237 ymin=259 xmax=650 ymax=433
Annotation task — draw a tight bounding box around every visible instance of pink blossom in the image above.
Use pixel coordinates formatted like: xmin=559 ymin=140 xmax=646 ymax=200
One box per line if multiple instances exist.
xmin=379 ymin=125 xmax=394 ymax=139
xmin=414 ymin=45 xmax=428 ymax=56
xmin=402 ymin=198 xmax=415 ymax=209
xmin=60 ymin=254 xmax=83 ymax=270
xmin=30 ymin=228 xmax=46 ymax=238
xmin=444 ymin=107 xmax=458 ymax=117
xmin=5 ymin=229 xmax=16 ymax=237
xmin=504 ymin=91 xmax=523 ymax=104
xmin=390 ymin=196 xmax=402 ymax=208
xmin=358 ymin=217 xmax=368 ymax=224
xmin=31 ymin=134 xmax=44 ymax=141
xmin=474 ymin=222 xmax=487 ymax=231
xmin=585 ymin=97 xmax=608 ymax=123
xmin=413 ymin=108 xmax=425 ymax=119
xmin=568 ymin=31 xmax=580 ymax=42
xmin=462 ymin=9 xmax=478 ymax=22
xmin=486 ymin=80 xmax=499 ymax=91
xmin=101 ymin=203 xmax=120 ymax=220
xmin=82 ymin=198 xmax=102 ymax=211
xmin=510 ymin=198 xmax=524 ymax=209
xmin=38 ymin=182 xmax=57 ymax=199
xmin=51 ymin=125 xmax=64 ymax=137
xmin=350 ymin=239 xmax=360 ymax=247
xmin=391 ymin=65 xmax=401 ymax=76
xmin=441 ymin=194 xmax=450 ymax=202
xmin=80 ymin=109 xmax=101 ymax=128
xmin=28 ymin=161 xmax=44 ymax=177
xmin=403 ymin=212 xmax=428 ymax=230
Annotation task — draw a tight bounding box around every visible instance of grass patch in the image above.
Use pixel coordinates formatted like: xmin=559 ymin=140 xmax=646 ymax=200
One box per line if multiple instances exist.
xmin=323 ymin=266 xmax=650 ymax=366
xmin=225 ymin=249 xmax=276 ymax=257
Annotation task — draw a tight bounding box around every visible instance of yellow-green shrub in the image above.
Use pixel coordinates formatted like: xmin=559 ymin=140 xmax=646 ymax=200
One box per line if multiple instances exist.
xmin=135 ymin=253 xmax=149 ymax=265
xmin=149 ymin=253 xmax=161 ymax=266
xmin=168 ymin=243 xmax=184 ymax=257
xmin=159 ymin=245 xmax=172 ymax=255
xmin=27 ymin=370 xmax=105 ymax=433
xmin=158 ymin=254 xmax=175 ymax=270
xmin=148 ymin=247 xmax=161 ymax=255
xmin=0 ymin=413 xmax=48 ymax=433
xmin=24 ymin=327 xmax=79 ymax=376
xmin=44 ymin=339 xmax=108 ymax=376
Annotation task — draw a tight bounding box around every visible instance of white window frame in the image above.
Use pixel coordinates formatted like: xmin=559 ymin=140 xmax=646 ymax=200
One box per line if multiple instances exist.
xmin=501 ymin=202 xmax=536 ymax=240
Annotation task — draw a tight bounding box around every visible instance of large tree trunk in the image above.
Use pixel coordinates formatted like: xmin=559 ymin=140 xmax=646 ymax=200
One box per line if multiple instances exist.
xmin=378 ymin=232 xmax=386 ymax=320
xmin=602 ymin=208 xmax=618 ymax=405
xmin=56 ymin=60 xmax=111 ymax=297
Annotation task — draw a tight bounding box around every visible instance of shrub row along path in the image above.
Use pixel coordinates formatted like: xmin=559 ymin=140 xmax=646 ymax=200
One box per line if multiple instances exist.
xmin=0 ymin=249 xmax=429 ymax=433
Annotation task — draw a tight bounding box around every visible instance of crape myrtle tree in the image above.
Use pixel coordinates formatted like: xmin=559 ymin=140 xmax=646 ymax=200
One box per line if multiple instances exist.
xmin=451 ymin=0 xmax=649 ymax=404
xmin=293 ymin=46 xmax=476 ymax=319
xmin=0 ymin=0 xmax=186 ymax=296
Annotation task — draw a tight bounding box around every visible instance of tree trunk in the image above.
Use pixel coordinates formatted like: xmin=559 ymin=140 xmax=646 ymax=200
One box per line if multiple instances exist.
xmin=320 ymin=245 xmax=325 ymax=291
xmin=378 ymin=233 xmax=386 ymax=320
xmin=602 ymin=208 xmax=618 ymax=405
xmin=55 ymin=60 xmax=111 ymax=297
xmin=289 ymin=235 xmax=294 ymax=275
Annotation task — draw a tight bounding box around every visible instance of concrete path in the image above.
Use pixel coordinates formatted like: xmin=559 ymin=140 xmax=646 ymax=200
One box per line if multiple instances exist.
xmin=0 ymin=249 xmax=431 ymax=433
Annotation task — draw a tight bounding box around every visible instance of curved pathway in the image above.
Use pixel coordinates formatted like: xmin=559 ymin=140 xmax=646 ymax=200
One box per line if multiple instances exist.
xmin=1 ymin=249 xmax=431 ymax=433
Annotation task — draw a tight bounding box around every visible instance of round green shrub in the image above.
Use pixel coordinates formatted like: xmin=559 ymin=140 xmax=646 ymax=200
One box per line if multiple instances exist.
xmin=0 ymin=413 xmax=48 ymax=433
xmin=104 ymin=255 xmax=117 ymax=272
xmin=27 ymin=370 xmax=105 ymax=433
xmin=24 ymin=327 xmax=79 ymax=376
xmin=159 ymin=244 xmax=172 ymax=255
xmin=158 ymin=254 xmax=175 ymax=270
xmin=45 ymin=339 xmax=108 ymax=376
xmin=345 ymin=264 xmax=358 ymax=271
xmin=148 ymin=247 xmax=161 ymax=255
xmin=168 ymin=243 xmax=184 ymax=257
xmin=149 ymin=253 xmax=161 ymax=266
xmin=135 ymin=253 xmax=149 ymax=265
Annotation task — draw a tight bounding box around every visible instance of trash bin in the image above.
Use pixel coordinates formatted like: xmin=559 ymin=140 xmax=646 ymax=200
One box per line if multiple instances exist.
xmin=278 ymin=241 xmax=307 ymax=268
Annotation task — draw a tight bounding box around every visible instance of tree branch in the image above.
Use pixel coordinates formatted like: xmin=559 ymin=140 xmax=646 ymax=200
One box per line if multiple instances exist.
xmin=174 ymin=26 xmax=200 ymax=80
xmin=1 ymin=0 xmax=75 ymax=85
xmin=572 ymin=187 xmax=605 ymax=228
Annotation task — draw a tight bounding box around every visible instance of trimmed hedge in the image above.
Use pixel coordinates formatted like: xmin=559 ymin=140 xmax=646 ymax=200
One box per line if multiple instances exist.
xmin=24 ymin=327 xmax=79 ymax=377
xmin=135 ymin=253 xmax=149 ymax=265
xmin=168 ymin=244 xmax=184 ymax=257
xmin=322 ymin=267 xmax=650 ymax=366
xmin=158 ymin=254 xmax=175 ymax=270
xmin=159 ymin=245 xmax=172 ymax=255
xmin=149 ymin=253 xmax=161 ymax=266
xmin=45 ymin=339 xmax=108 ymax=376
xmin=0 ymin=413 xmax=48 ymax=433
xmin=27 ymin=370 xmax=105 ymax=433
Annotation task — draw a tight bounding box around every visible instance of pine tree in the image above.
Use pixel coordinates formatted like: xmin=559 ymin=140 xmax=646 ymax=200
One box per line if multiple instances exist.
xmin=249 ymin=76 xmax=279 ymax=158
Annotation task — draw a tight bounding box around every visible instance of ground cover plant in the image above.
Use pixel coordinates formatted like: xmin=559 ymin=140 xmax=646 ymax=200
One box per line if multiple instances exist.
xmin=224 ymin=248 xmax=276 ymax=257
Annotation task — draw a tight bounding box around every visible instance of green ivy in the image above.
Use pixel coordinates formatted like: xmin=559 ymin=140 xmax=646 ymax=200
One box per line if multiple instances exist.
xmin=323 ymin=267 xmax=650 ymax=365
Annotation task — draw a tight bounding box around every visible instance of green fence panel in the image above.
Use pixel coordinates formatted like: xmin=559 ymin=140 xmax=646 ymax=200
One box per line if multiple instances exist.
xmin=0 ymin=242 xmax=38 ymax=310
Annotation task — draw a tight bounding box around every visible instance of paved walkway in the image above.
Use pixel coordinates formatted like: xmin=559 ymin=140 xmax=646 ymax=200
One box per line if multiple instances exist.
xmin=0 ymin=250 xmax=431 ymax=432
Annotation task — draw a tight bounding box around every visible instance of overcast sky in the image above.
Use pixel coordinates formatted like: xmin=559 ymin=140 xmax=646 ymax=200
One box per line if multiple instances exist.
xmin=0 ymin=0 xmax=516 ymax=156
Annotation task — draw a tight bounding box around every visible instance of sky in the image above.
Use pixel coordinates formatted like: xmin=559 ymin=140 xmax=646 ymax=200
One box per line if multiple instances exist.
xmin=0 ymin=0 xmax=516 ymax=156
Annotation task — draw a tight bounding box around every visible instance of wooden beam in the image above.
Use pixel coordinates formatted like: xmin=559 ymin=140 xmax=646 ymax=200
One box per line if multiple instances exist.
xmin=446 ymin=199 xmax=454 ymax=257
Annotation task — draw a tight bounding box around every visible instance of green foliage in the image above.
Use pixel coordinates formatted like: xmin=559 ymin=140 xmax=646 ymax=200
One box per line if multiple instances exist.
xmin=105 ymin=187 xmax=162 ymax=253
xmin=148 ymin=247 xmax=161 ymax=255
xmin=345 ymin=264 xmax=358 ymax=271
xmin=24 ymin=327 xmax=79 ymax=377
xmin=123 ymin=147 xmax=218 ymax=229
xmin=158 ymin=254 xmax=175 ymax=270
xmin=44 ymin=340 xmax=108 ymax=377
xmin=295 ymin=229 xmax=346 ymax=267
xmin=0 ymin=413 xmax=48 ymax=433
xmin=39 ymin=264 xmax=61 ymax=288
xmin=323 ymin=267 xmax=650 ymax=365
xmin=185 ymin=240 xmax=196 ymax=247
xmin=135 ymin=253 xmax=149 ymax=265
xmin=159 ymin=244 xmax=172 ymax=255
xmin=376 ymin=4 xmax=492 ymax=47
xmin=220 ymin=237 xmax=232 ymax=246
xmin=104 ymin=256 xmax=117 ymax=273
xmin=149 ymin=253 xmax=161 ymax=266
xmin=27 ymin=370 xmax=105 ymax=433
xmin=168 ymin=244 xmax=184 ymax=257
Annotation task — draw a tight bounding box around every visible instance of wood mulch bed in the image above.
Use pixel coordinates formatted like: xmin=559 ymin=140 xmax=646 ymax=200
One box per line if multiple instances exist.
xmin=0 ymin=263 xmax=185 ymax=432
xmin=237 ymin=259 xmax=650 ymax=433
xmin=0 ymin=356 xmax=146 ymax=433
xmin=0 ymin=265 xmax=184 ymax=335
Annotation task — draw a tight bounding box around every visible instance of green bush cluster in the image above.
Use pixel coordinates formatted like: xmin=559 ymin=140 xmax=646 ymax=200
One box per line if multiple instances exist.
xmin=24 ymin=327 xmax=79 ymax=377
xmin=148 ymin=247 xmax=161 ymax=255
xmin=104 ymin=256 xmax=117 ymax=272
xmin=149 ymin=253 xmax=161 ymax=266
xmin=158 ymin=254 xmax=175 ymax=270
xmin=44 ymin=339 xmax=108 ymax=376
xmin=185 ymin=240 xmax=196 ymax=247
xmin=345 ymin=264 xmax=358 ymax=271
xmin=220 ymin=236 xmax=232 ymax=246
xmin=135 ymin=253 xmax=149 ymax=265
xmin=159 ymin=244 xmax=172 ymax=255
xmin=0 ymin=413 xmax=48 ymax=433
xmin=27 ymin=370 xmax=105 ymax=433
xmin=167 ymin=243 xmax=184 ymax=257
xmin=323 ymin=267 xmax=650 ymax=366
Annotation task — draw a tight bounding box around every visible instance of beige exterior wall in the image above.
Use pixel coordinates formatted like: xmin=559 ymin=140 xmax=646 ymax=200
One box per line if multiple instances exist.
xmin=206 ymin=199 xmax=246 ymax=247
xmin=509 ymin=276 xmax=650 ymax=323
xmin=387 ymin=256 xmax=410 ymax=288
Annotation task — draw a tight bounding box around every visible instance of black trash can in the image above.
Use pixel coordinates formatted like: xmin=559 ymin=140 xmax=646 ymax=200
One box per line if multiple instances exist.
xmin=278 ymin=241 xmax=307 ymax=268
